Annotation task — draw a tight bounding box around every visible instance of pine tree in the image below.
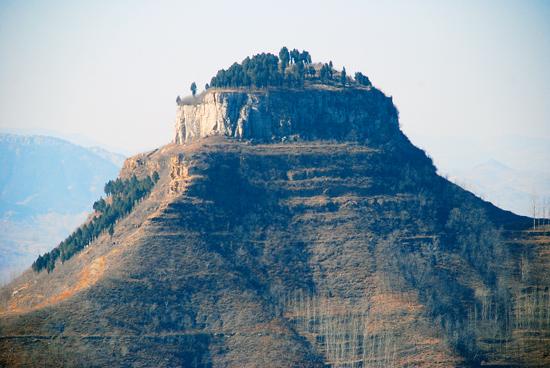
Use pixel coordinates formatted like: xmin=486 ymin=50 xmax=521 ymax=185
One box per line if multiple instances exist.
xmin=279 ymin=47 xmax=290 ymax=74
xmin=340 ymin=67 xmax=347 ymax=86
xmin=354 ymin=72 xmax=371 ymax=87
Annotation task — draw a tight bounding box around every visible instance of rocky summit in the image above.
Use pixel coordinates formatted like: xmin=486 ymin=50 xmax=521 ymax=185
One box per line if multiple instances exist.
xmin=1 ymin=56 xmax=549 ymax=367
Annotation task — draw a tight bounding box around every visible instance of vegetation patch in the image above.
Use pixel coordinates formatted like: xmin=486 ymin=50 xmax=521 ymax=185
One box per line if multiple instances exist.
xmin=32 ymin=173 xmax=159 ymax=273
xmin=194 ymin=47 xmax=372 ymax=91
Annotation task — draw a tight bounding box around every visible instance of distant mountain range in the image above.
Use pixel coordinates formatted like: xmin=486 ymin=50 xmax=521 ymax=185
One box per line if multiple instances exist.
xmin=87 ymin=146 xmax=127 ymax=167
xmin=0 ymin=134 xmax=124 ymax=284
xmin=411 ymin=134 xmax=550 ymax=217
xmin=448 ymin=159 xmax=550 ymax=217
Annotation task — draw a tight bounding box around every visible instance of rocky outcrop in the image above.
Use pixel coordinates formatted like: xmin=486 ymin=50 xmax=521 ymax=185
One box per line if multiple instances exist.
xmin=174 ymin=87 xmax=400 ymax=145
xmin=169 ymin=154 xmax=190 ymax=194
xmin=120 ymin=149 xmax=161 ymax=179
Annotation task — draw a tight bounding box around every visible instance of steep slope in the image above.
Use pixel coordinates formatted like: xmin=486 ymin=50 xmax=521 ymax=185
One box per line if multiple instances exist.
xmin=0 ymin=87 xmax=547 ymax=367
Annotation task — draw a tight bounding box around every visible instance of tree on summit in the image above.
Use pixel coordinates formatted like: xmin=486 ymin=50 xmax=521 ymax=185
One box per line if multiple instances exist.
xmin=301 ymin=50 xmax=312 ymax=64
xmin=354 ymin=72 xmax=371 ymax=87
xmin=319 ymin=63 xmax=331 ymax=82
xmin=208 ymin=48 xmax=375 ymax=89
xmin=190 ymin=82 xmax=197 ymax=97
xmin=279 ymin=47 xmax=290 ymax=74
xmin=290 ymin=48 xmax=301 ymax=64
xmin=341 ymin=67 xmax=347 ymax=86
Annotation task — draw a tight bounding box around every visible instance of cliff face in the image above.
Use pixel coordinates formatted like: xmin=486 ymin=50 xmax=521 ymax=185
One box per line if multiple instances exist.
xmin=174 ymin=87 xmax=399 ymax=145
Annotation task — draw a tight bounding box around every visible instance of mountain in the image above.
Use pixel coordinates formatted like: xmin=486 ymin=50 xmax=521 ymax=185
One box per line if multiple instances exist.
xmin=0 ymin=134 xmax=123 ymax=284
xmin=87 ymin=146 xmax=126 ymax=168
xmin=410 ymin=134 xmax=550 ymax=217
xmin=448 ymin=159 xmax=550 ymax=217
xmin=1 ymin=52 xmax=548 ymax=367
xmin=0 ymin=134 xmax=122 ymax=218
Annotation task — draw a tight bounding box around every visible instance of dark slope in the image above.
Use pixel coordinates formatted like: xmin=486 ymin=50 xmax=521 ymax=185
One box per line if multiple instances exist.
xmin=1 ymin=134 xmax=546 ymax=367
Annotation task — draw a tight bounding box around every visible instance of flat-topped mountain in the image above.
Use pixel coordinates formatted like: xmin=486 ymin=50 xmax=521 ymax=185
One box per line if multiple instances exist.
xmin=0 ymin=49 xmax=548 ymax=367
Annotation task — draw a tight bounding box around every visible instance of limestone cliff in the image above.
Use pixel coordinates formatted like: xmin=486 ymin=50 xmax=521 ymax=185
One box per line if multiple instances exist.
xmin=174 ymin=87 xmax=399 ymax=145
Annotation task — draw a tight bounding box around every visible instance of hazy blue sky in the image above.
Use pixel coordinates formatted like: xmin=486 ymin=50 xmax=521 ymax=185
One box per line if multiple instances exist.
xmin=1 ymin=0 xmax=549 ymax=172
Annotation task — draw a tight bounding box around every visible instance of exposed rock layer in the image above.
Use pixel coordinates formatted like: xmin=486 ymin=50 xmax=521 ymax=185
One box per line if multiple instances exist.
xmin=174 ymin=88 xmax=398 ymax=145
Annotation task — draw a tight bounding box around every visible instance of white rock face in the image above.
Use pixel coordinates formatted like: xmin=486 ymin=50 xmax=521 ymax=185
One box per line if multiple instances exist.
xmin=174 ymin=88 xmax=400 ymax=145
xmin=175 ymin=92 xmax=235 ymax=143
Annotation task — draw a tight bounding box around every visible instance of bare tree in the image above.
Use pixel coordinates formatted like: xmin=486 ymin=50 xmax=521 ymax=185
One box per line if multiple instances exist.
xmin=530 ymin=193 xmax=538 ymax=230
xmin=543 ymin=197 xmax=550 ymax=231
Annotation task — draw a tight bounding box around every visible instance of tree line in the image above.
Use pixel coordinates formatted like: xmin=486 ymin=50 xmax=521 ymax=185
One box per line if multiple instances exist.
xmin=32 ymin=172 xmax=160 ymax=273
xmin=201 ymin=47 xmax=372 ymax=90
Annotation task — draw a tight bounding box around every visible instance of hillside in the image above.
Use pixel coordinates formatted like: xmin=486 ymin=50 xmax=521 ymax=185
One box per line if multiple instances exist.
xmin=0 ymin=54 xmax=548 ymax=366
xmin=0 ymin=134 xmax=123 ymax=284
